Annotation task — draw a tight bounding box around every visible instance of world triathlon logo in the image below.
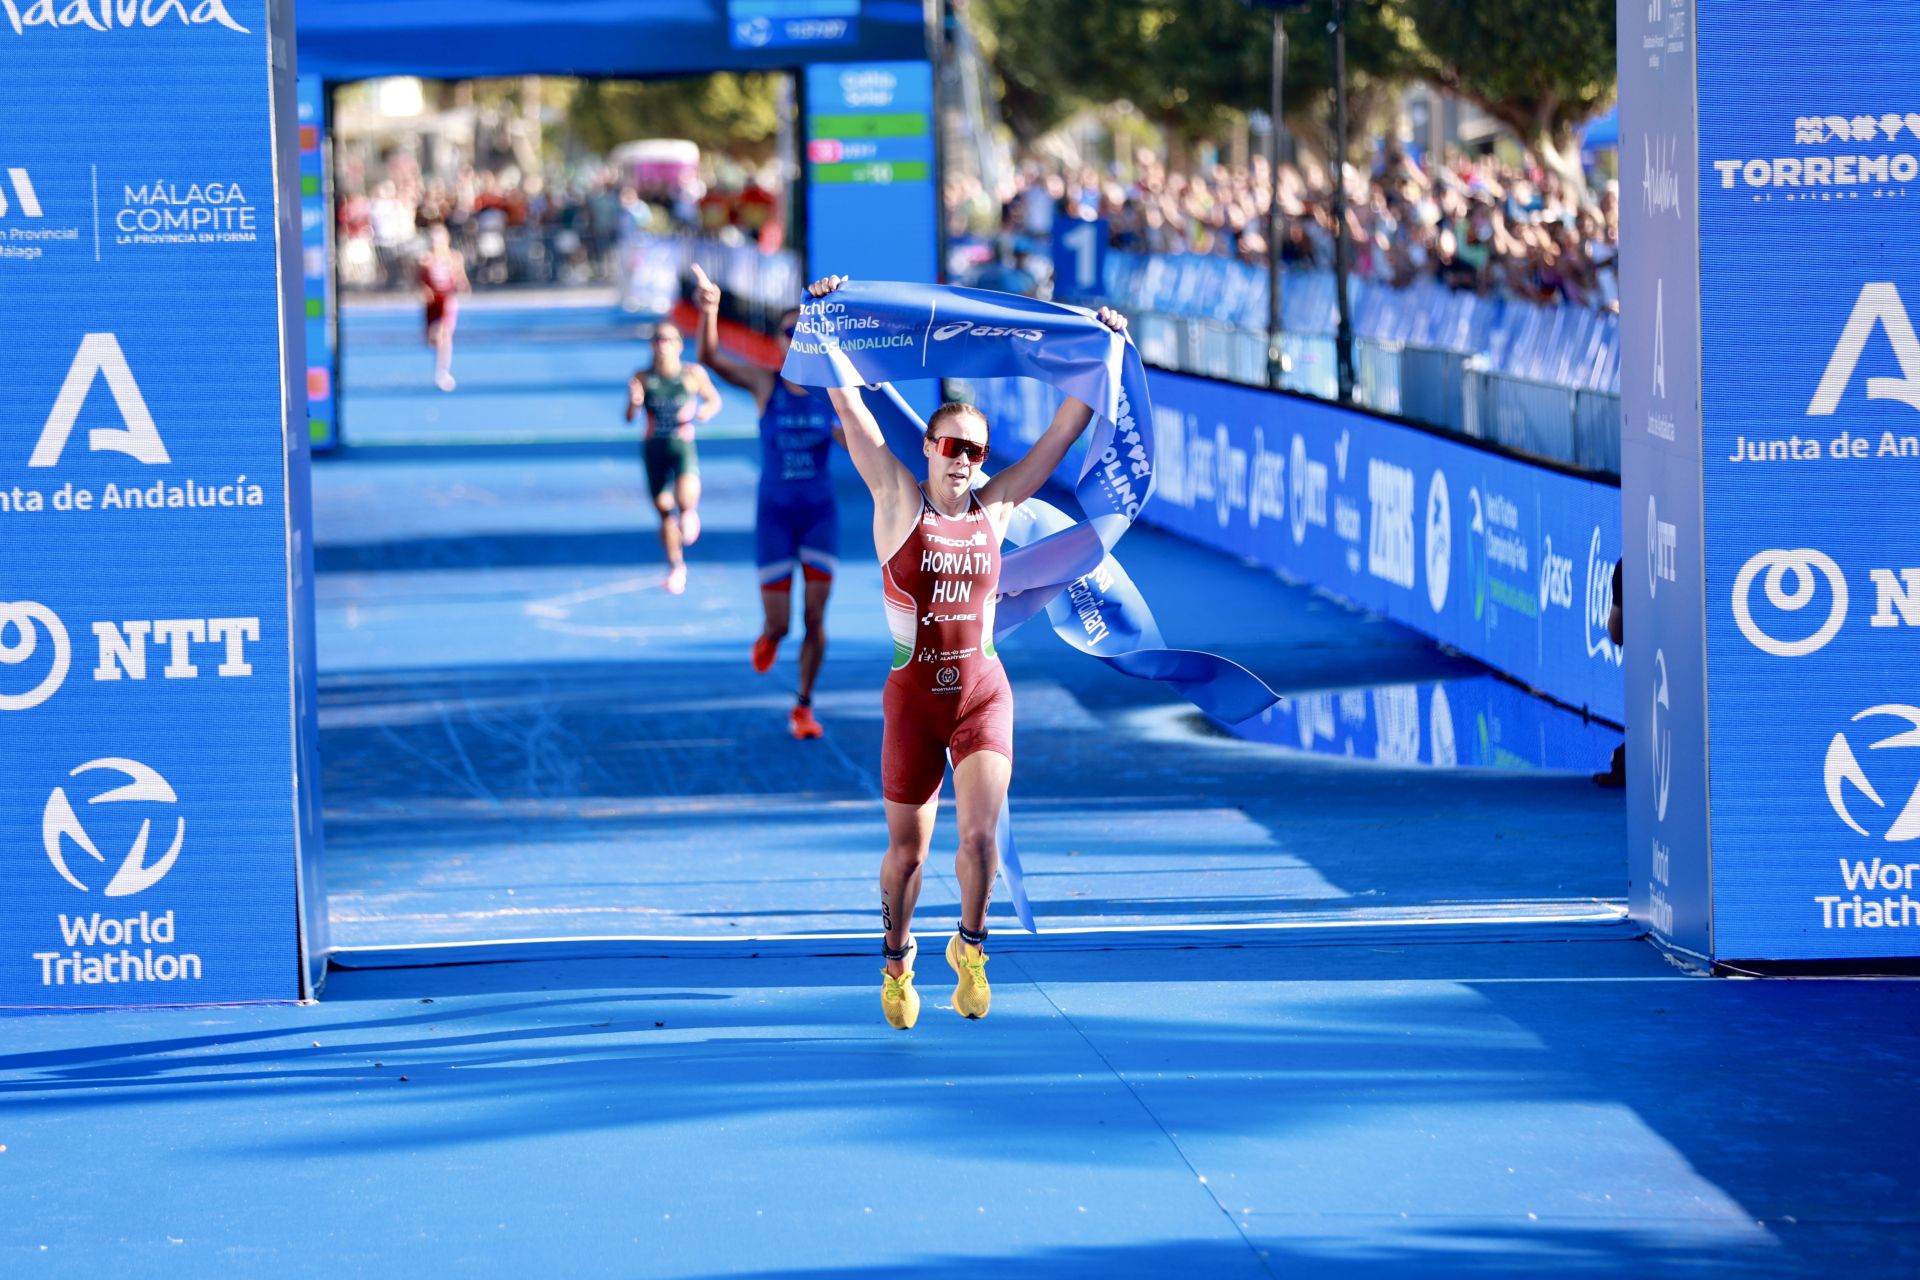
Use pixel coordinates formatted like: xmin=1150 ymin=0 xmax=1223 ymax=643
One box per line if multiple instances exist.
xmin=1825 ymin=706 xmax=1920 ymax=842
xmin=1651 ymin=650 xmax=1672 ymax=823
xmin=43 ymin=758 xmax=186 ymax=897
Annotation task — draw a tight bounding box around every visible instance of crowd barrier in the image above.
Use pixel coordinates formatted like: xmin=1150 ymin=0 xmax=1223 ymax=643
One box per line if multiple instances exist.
xmin=955 ymin=366 xmax=1626 ymax=728
xmin=1067 ymin=251 xmax=1625 ymax=477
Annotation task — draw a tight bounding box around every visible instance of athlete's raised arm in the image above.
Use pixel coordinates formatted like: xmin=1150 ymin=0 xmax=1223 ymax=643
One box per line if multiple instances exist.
xmin=690 ymin=263 xmax=776 ymax=404
xmin=980 ymin=306 xmax=1129 ymax=516
xmin=808 ymin=275 xmax=921 ymax=546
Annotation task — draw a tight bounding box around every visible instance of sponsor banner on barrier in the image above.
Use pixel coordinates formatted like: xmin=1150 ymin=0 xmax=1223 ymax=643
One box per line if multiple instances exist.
xmin=1697 ymin=3 xmax=1920 ymax=960
xmin=1227 ymin=676 xmax=1617 ymax=775
xmin=0 ymin=0 xmax=304 ymax=1004
xmin=966 ymin=370 xmax=1625 ymax=726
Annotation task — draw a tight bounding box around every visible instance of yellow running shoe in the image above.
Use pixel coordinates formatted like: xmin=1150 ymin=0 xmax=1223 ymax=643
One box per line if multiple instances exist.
xmin=946 ymin=933 xmax=990 ymax=1020
xmin=881 ymin=935 xmax=919 ymax=1030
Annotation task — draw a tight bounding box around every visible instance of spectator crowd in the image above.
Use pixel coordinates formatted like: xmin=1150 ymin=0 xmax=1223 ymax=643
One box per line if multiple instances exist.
xmin=949 ymin=148 xmax=1621 ymax=313
xmin=334 ymin=158 xmax=783 ymax=293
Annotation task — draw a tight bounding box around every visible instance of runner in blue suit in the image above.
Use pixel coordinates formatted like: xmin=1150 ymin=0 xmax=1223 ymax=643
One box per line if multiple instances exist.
xmin=690 ymin=263 xmax=844 ymax=740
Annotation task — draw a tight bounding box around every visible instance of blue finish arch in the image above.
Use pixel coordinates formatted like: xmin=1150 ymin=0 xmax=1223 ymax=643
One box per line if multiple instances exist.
xmin=295 ymin=0 xmax=932 ymax=80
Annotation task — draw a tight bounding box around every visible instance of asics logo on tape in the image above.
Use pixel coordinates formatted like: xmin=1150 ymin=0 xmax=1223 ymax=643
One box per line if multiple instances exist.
xmin=932 ymin=321 xmax=1043 ymax=342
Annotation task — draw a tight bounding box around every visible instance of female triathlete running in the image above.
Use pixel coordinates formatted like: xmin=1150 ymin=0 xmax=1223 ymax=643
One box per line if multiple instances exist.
xmin=625 ymin=322 xmax=721 ymax=595
xmin=420 ymin=224 xmax=469 ymax=393
xmin=805 ymin=273 xmax=1129 ymax=1030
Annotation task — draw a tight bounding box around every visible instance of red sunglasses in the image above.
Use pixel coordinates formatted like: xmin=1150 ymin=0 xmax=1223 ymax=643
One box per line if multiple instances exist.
xmin=933 ymin=435 xmax=988 ymax=464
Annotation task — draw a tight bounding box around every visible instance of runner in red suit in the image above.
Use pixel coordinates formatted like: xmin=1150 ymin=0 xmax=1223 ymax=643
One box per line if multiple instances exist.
xmin=805 ymin=273 xmax=1129 ymax=1030
xmin=419 ymin=224 xmax=469 ymax=393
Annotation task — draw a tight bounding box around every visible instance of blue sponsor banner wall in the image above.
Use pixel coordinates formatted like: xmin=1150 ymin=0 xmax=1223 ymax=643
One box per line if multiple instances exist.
xmin=1689 ymin=1 xmax=1920 ymax=962
xmin=968 ymin=370 xmax=1625 ymax=726
xmin=1618 ymin=0 xmax=1710 ymax=958
xmin=0 ymin=0 xmax=318 ymax=1006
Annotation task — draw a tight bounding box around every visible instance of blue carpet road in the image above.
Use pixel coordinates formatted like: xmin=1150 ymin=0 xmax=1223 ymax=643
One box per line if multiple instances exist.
xmin=2 ymin=297 xmax=1914 ymax=1277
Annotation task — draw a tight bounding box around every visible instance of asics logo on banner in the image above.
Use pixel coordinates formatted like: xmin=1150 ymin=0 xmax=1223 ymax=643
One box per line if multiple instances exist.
xmin=43 ymin=758 xmax=185 ymax=897
xmin=1807 ymin=284 xmax=1920 ymax=416
xmin=28 ymin=333 xmax=169 ymax=468
xmin=0 ymin=0 xmax=250 ymax=35
xmin=1647 ymin=496 xmax=1678 ymax=599
xmin=931 ymin=321 xmax=1043 ymax=342
xmin=1651 ymin=650 xmax=1672 ymax=823
xmin=1732 ymin=549 xmax=1848 ymax=657
xmin=1824 ymin=706 xmax=1920 ymax=842
xmin=0 ymin=601 xmax=71 ymax=710
xmin=1424 ymin=470 xmax=1451 ymax=613
xmin=1538 ymin=536 xmax=1574 ymax=610
xmin=0 ymin=166 xmax=42 ymax=218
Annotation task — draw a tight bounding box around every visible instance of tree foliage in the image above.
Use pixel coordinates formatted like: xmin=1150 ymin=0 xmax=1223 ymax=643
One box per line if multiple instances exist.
xmin=1384 ymin=0 xmax=1615 ymax=191
xmin=970 ymin=0 xmax=1421 ymax=158
xmin=967 ymin=0 xmax=1616 ymax=186
xmin=565 ymin=74 xmax=783 ymax=161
